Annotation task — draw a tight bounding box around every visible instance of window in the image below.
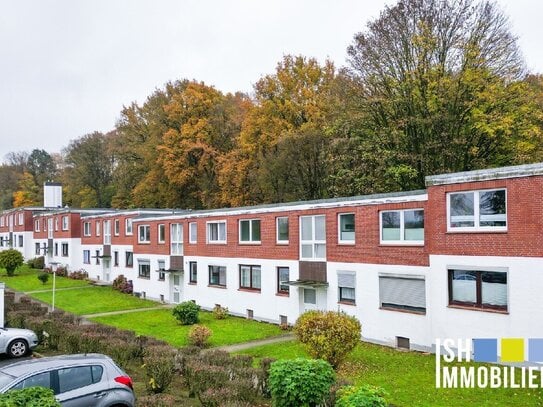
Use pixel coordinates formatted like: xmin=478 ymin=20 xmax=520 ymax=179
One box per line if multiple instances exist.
xmin=114 ymin=219 xmax=120 ymax=236
xmin=18 ymin=235 xmax=23 ymax=247
xmin=158 ymin=260 xmax=166 ymax=281
xmin=276 ymin=217 xmax=289 ymax=244
xmin=207 ymin=221 xmax=226 ymax=243
xmin=239 ymin=265 xmax=261 ymax=290
xmin=83 ymin=250 xmax=90 ymax=264
xmin=379 ymin=274 xmax=426 ymax=314
xmin=448 ymin=269 xmax=507 ymax=311
xmin=239 ymin=219 xmax=261 ymax=243
xmin=54 ymin=243 xmax=58 ymax=257
xmin=138 ymin=225 xmax=151 ymax=243
xmin=381 ymin=209 xmax=424 ymax=244
xmin=138 ymin=260 xmax=151 ymax=279
xmin=58 ymin=365 xmax=102 ymax=393
xmin=96 ymin=221 xmax=101 ymax=236
xmin=189 ymin=262 xmax=197 ymax=283
xmin=18 ymin=213 xmax=23 ymax=225
xmin=209 ymin=265 xmax=226 ymax=287
xmin=158 ymin=224 xmax=165 ymax=244
xmin=170 ymin=224 xmax=183 ymax=255
xmin=0 ymin=217 xmax=3 ymax=226
xmin=54 ymin=218 xmax=58 ymax=231
xmin=12 ymin=371 xmax=50 ymax=390
xmin=83 ymin=222 xmax=91 ymax=236
xmin=448 ymin=189 xmax=506 ymax=231
xmin=113 ymin=251 xmax=119 ymax=267
xmin=338 ymin=271 xmax=356 ymax=304
xmin=125 ymin=251 xmax=133 ymax=267
xmin=189 ymin=222 xmax=197 ymax=244
xmin=277 ymin=267 xmax=290 ymax=294
xmin=103 ymin=220 xmax=111 ymax=245
xmin=304 ymin=288 xmax=316 ymax=305
xmin=35 ymin=243 xmax=41 ymax=255
xmin=338 ymin=213 xmax=355 ymax=243
xmin=125 ymin=218 xmax=133 ymax=235
xmin=62 ymin=216 xmax=69 ymax=230
xmin=34 ymin=219 xmax=40 ymax=232
xmin=95 ymin=250 xmax=100 ymax=265
xmin=300 ymin=215 xmax=326 ymax=260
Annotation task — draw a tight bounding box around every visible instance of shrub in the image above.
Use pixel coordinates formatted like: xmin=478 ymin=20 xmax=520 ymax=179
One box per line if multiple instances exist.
xmin=294 ymin=310 xmax=361 ymax=368
xmin=69 ymin=269 xmax=88 ymax=280
xmin=112 ymin=274 xmax=133 ymax=294
xmin=188 ymin=325 xmax=212 ymax=347
xmin=143 ymin=347 xmax=176 ymax=394
xmin=335 ymin=384 xmax=388 ymax=407
xmin=137 ymin=394 xmax=177 ymax=407
xmin=269 ymin=358 xmax=335 ymax=407
xmin=0 ymin=386 xmax=60 ymax=406
xmin=26 ymin=256 xmax=45 ymax=269
xmin=54 ymin=265 xmax=68 ymax=277
xmin=212 ymin=304 xmax=229 ymax=319
xmin=172 ymin=301 xmax=200 ymax=325
xmin=0 ymin=249 xmax=24 ymax=276
xmin=38 ymin=272 xmax=50 ymax=285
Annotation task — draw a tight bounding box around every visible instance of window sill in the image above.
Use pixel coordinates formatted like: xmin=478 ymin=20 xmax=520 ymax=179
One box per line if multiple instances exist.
xmin=337 ymin=241 xmax=355 ymax=246
xmin=379 ymin=307 xmax=426 ymax=316
xmin=158 ymin=241 xmax=166 ymax=245
xmin=238 ymin=241 xmax=261 ymax=245
xmin=125 ymin=266 xmax=133 ymax=268
xmin=238 ymin=288 xmax=261 ymax=293
xmin=379 ymin=242 xmax=424 ymax=247
xmin=138 ymin=242 xmax=151 ymax=245
xmin=276 ymin=292 xmax=290 ymax=297
xmin=188 ymin=282 xmax=197 ymax=285
xmin=138 ymin=276 xmax=151 ymax=280
xmin=446 ymin=229 xmax=507 ymax=234
xmin=338 ymin=300 xmax=356 ymax=306
xmin=276 ymin=241 xmax=289 ymax=245
xmin=207 ymin=241 xmax=227 ymax=245
xmin=208 ymin=284 xmax=227 ymax=289
xmin=447 ymin=304 xmax=508 ymax=314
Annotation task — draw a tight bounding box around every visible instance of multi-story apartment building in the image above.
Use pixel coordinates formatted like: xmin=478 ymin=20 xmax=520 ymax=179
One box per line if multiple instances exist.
xmin=1 ymin=162 xmax=542 ymax=351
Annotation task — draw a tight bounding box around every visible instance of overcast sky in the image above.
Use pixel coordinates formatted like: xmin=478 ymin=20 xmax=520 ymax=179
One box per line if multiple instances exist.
xmin=1 ymin=0 xmax=542 ymax=162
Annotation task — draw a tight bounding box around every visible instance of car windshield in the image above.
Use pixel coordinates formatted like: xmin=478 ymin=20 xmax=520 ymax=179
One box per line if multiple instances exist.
xmin=0 ymin=372 xmax=15 ymax=389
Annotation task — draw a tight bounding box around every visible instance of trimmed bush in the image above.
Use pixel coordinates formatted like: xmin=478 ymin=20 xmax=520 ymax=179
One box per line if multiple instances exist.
xmin=188 ymin=325 xmax=212 ymax=347
xmin=0 ymin=386 xmax=60 ymax=406
xmin=212 ymin=304 xmax=229 ymax=319
xmin=294 ymin=310 xmax=361 ymax=368
xmin=335 ymin=384 xmax=388 ymax=407
xmin=38 ymin=272 xmax=50 ymax=285
xmin=27 ymin=256 xmax=45 ymax=269
xmin=69 ymin=269 xmax=88 ymax=280
xmin=0 ymin=249 xmax=24 ymax=276
xmin=112 ymin=274 xmax=133 ymax=294
xmin=269 ymin=358 xmax=335 ymax=407
xmin=172 ymin=301 xmax=200 ymax=325
xmin=143 ymin=347 xmax=176 ymax=394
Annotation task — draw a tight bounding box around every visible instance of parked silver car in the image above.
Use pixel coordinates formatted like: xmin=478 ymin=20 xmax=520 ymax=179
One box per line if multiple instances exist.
xmin=0 ymin=327 xmax=39 ymax=357
xmin=0 ymin=354 xmax=135 ymax=407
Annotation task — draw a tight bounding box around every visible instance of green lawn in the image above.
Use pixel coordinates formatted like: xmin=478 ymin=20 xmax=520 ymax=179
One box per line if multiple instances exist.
xmin=1 ymin=266 xmax=90 ymax=292
xmin=239 ymin=341 xmax=543 ymax=407
xmin=91 ymin=309 xmax=283 ymax=347
xmin=30 ymin=286 xmax=158 ymax=315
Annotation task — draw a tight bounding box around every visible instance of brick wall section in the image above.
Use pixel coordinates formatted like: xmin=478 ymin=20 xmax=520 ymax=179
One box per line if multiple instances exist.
xmin=426 ymin=176 xmax=543 ymax=257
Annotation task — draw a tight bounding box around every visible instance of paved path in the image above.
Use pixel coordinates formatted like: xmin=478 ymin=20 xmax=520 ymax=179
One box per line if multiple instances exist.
xmin=82 ymin=304 xmax=172 ymax=319
xmin=214 ymin=333 xmax=295 ymax=353
xmin=25 ymin=285 xmax=95 ymax=294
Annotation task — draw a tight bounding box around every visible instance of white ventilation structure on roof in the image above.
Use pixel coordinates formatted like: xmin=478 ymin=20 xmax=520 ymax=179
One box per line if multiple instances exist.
xmin=44 ymin=182 xmax=62 ymax=208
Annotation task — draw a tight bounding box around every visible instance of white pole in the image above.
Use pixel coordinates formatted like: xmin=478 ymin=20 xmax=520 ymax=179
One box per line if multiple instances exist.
xmin=0 ymin=282 xmax=5 ymax=327
xmin=52 ymin=268 xmax=56 ymax=312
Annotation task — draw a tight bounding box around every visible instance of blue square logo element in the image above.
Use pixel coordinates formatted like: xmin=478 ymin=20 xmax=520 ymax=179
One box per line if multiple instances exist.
xmin=528 ymin=338 xmax=543 ymax=362
xmin=473 ymin=338 xmax=498 ymax=362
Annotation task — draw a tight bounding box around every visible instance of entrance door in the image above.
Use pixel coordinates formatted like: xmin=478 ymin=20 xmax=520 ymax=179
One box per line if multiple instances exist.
xmin=102 ymin=258 xmax=111 ymax=282
xmin=302 ymin=288 xmax=318 ymax=312
xmin=172 ymin=274 xmax=182 ymax=303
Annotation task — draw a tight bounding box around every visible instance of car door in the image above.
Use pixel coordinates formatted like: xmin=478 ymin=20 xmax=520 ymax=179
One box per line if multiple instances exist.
xmin=56 ymin=365 xmax=108 ymax=407
xmin=0 ymin=331 xmax=6 ymax=353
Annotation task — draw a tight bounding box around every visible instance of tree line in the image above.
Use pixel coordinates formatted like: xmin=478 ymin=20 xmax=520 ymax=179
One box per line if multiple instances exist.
xmin=2 ymin=0 xmax=542 ymax=210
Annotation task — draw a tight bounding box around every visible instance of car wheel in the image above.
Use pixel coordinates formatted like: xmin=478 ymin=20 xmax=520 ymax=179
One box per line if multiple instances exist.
xmin=8 ymin=339 xmax=28 ymax=358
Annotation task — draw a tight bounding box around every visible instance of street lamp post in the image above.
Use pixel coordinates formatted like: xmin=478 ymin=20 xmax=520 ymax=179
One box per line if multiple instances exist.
xmin=50 ymin=262 xmax=59 ymax=312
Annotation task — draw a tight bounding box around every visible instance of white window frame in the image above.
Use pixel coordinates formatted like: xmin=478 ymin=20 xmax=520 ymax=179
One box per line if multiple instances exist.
xmin=0 ymin=216 xmax=4 ymax=227
xmin=103 ymin=220 xmax=111 ymax=245
xmin=54 ymin=217 xmax=59 ymax=231
xmin=170 ymin=223 xmax=183 ymax=255
xmin=338 ymin=213 xmax=355 ymax=244
xmin=83 ymin=222 xmax=91 ymax=237
xmin=380 ymin=209 xmax=424 ymax=245
xmin=96 ymin=220 xmax=101 ymax=236
xmin=299 ymin=215 xmax=326 ymax=261
xmin=447 ymin=188 xmax=507 ymax=232
xmin=276 ymin=217 xmax=289 ymax=244
xmin=62 ymin=215 xmax=69 ymax=231
xmin=207 ymin=220 xmax=227 ymax=244
xmin=138 ymin=225 xmax=151 ymax=244
xmin=189 ymin=222 xmax=197 ymax=244
xmin=239 ymin=219 xmax=261 ymax=244
xmin=114 ymin=219 xmax=120 ymax=236
xmin=47 ymin=218 xmax=53 ymax=239
xmin=125 ymin=218 xmax=133 ymax=236
xmin=158 ymin=224 xmax=166 ymax=244
xmin=34 ymin=219 xmax=40 ymax=232
xmin=18 ymin=213 xmax=23 ymax=225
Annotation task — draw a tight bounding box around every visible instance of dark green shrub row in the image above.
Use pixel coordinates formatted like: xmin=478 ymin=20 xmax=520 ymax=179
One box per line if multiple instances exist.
xmin=0 ymin=386 xmax=60 ymax=407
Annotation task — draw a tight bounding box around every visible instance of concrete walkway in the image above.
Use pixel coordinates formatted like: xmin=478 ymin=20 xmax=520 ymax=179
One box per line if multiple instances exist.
xmin=214 ymin=333 xmax=296 ymax=353
xmin=26 ymin=285 xmax=95 ymax=294
xmin=82 ymin=304 xmax=172 ymax=319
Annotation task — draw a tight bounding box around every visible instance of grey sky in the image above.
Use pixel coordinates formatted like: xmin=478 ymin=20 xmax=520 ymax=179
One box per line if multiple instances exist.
xmin=1 ymin=0 xmax=541 ymax=162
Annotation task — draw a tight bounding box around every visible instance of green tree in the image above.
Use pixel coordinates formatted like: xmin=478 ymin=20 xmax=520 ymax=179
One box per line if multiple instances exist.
xmin=0 ymin=249 xmax=24 ymax=276
xmin=343 ymin=0 xmax=539 ymax=190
